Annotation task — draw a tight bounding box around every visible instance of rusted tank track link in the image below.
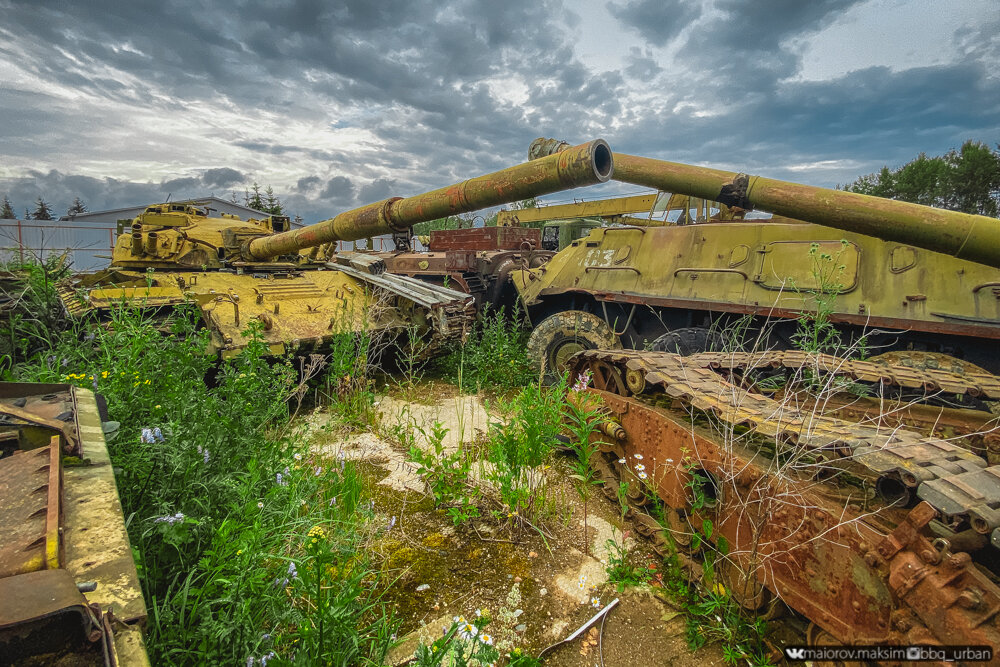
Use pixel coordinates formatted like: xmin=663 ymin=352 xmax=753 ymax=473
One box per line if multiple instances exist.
xmin=568 ymin=348 xmax=1000 ymax=650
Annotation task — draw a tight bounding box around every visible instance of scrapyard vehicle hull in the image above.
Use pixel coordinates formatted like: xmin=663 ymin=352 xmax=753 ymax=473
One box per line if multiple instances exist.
xmin=568 ymin=348 xmax=1000 ymax=657
xmin=515 ymin=219 xmax=1000 ymax=373
xmin=0 ymin=383 xmax=148 ymax=665
xmin=381 ymin=226 xmax=553 ymax=312
xmin=518 ymin=139 xmax=1000 ymax=377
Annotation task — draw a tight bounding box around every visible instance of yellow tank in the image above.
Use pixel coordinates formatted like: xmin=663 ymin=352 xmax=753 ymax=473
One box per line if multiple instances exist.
xmin=58 ymin=140 xmax=613 ymax=357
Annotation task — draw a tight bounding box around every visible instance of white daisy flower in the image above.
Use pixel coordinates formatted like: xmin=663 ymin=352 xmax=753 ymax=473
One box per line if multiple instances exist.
xmin=479 ymin=633 xmax=493 ymax=645
xmin=634 ymin=453 xmax=644 ymax=460
xmin=634 ymin=463 xmax=646 ymax=472
xmin=617 ymin=458 xmax=626 ymax=464
xmin=459 ymin=622 xmax=478 ymax=639
xmin=638 ymin=471 xmax=648 ymax=479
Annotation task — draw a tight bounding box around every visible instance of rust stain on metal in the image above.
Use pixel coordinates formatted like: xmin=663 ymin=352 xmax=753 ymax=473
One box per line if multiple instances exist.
xmin=569 ymin=348 xmax=1000 ymax=648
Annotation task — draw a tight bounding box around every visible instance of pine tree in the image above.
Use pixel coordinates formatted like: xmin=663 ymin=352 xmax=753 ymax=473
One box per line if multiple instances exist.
xmin=264 ymin=185 xmax=284 ymax=215
xmin=0 ymin=195 xmax=14 ymax=219
xmin=24 ymin=208 xmax=31 ymax=220
xmin=245 ymin=182 xmax=266 ymax=212
xmin=31 ymin=197 xmax=53 ymax=220
xmin=244 ymin=182 xmax=284 ymax=215
xmin=67 ymin=197 xmax=88 ymax=217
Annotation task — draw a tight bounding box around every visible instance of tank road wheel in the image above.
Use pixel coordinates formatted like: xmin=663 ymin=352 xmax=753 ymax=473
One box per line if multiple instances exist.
xmin=589 ymin=359 xmax=628 ymax=395
xmin=527 ymin=310 xmax=620 ymax=383
xmin=651 ymin=327 xmax=724 ymax=355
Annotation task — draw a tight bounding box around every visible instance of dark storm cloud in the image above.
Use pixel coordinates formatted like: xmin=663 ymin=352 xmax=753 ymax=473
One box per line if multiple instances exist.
xmin=0 ymin=170 xmax=164 ymax=218
xmin=202 ymin=168 xmax=244 ymax=188
xmin=675 ymin=0 xmax=870 ymax=95
xmin=607 ymin=0 xmax=702 ymax=45
xmin=296 ymin=176 xmax=322 ymax=192
xmin=162 ymin=177 xmax=201 ymax=192
xmin=1 ymin=0 xmax=997 ymax=222
xmin=624 ymin=48 xmax=663 ymax=80
xmin=611 ymin=60 xmax=1000 ymax=186
xmin=357 ymin=178 xmax=396 ymax=203
xmin=320 ymin=176 xmax=354 ymax=203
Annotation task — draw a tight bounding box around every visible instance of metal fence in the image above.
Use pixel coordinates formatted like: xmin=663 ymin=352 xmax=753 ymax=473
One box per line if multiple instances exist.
xmin=0 ymin=219 xmax=116 ymax=271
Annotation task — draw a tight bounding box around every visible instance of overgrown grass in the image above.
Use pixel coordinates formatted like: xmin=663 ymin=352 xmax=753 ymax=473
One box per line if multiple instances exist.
xmin=434 ymin=307 xmax=535 ymax=394
xmin=12 ymin=302 xmax=397 ymax=666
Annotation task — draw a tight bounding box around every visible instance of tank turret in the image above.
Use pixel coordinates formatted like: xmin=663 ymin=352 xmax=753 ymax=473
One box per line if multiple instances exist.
xmin=529 ymin=137 xmax=1000 ymax=269
xmin=62 ymin=140 xmax=613 ymax=356
xmin=117 ymin=140 xmax=612 ymax=271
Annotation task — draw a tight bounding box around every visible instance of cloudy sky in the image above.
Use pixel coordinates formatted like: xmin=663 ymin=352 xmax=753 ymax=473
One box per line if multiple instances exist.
xmin=1 ymin=0 xmax=997 ymax=222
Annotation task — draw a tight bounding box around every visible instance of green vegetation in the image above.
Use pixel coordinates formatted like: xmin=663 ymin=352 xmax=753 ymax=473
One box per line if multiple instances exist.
xmin=243 ymin=182 xmax=285 ymax=215
xmin=435 ymin=306 xmax=535 ymax=394
xmin=843 ymin=140 xmax=1000 ymax=217
xmin=0 ymin=254 xmax=72 ymax=367
xmin=11 ymin=305 xmax=396 ymax=665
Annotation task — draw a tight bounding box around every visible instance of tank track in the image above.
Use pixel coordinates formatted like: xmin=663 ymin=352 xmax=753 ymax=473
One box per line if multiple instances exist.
xmin=567 ymin=347 xmax=1000 ymax=651
xmin=573 ymin=348 xmax=1000 ymax=542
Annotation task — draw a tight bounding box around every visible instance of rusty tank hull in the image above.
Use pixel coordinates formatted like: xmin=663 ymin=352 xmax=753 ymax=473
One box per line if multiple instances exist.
xmin=380 ymin=227 xmax=553 ymax=310
xmin=58 ymin=140 xmax=613 ymax=357
xmin=567 ymin=348 xmax=1000 ymax=655
xmin=516 ymin=139 xmax=1000 ymax=377
xmin=0 ymin=383 xmax=148 ymax=665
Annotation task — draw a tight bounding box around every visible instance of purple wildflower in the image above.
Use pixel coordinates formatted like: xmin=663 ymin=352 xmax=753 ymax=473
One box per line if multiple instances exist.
xmin=572 ymin=371 xmax=592 ymax=392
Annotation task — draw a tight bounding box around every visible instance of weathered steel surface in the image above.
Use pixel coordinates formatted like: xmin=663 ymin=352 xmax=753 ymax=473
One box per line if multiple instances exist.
xmin=63 ymin=388 xmax=147 ymax=624
xmin=569 ymin=348 xmax=1000 ymax=649
xmin=0 ymin=384 xmax=148 ymax=664
xmin=529 ymin=137 xmax=1000 ymax=269
xmin=428 ymin=226 xmax=541 ymax=251
xmin=514 ymin=219 xmax=1000 ymax=370
xmin=60 ymin=141 xmax=612 ymax=357
xmin=0 ymin=437 xmax=59 ymax=578
xmin=248 ymin=139 xmax=613 ymax=260
xmin=0 ymin=568 xmax=100 ymax=639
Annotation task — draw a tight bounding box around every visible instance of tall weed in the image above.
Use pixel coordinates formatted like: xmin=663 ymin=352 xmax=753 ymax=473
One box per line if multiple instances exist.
xmin=14 ymin=301 xmax=395 ymax=665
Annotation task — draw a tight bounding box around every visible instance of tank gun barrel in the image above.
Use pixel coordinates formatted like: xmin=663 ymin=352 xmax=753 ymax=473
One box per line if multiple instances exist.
xmin=247 ymin=139 xmax=613 ymax=260
xmin=529 ymin=138 xmax=1000 ymax=269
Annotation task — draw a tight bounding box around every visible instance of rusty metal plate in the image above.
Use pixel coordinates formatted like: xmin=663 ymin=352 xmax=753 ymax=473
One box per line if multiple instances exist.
xmin=0 ymin=436 xmax=60 ymax=578
xmin=0 ymin=568 xmax=96 ymax=635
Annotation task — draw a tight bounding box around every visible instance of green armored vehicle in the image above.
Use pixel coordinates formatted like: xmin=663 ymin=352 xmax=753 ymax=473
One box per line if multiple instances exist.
xmin=516 ymin=139 xmax=1000 ymax=376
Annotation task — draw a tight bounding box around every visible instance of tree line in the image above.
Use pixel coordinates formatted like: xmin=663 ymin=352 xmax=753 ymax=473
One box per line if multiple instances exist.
xmin=841 ymin=140 xmax=1000 ymax=217
xmin=0 ymin=195 xmax=86 ymax=220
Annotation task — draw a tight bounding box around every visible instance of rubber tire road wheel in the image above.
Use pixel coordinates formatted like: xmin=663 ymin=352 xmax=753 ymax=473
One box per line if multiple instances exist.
xmin=651 ymin=327 xmax=724 ymax=355
xmin=527 ymin=310 xmax=620 ymax=384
